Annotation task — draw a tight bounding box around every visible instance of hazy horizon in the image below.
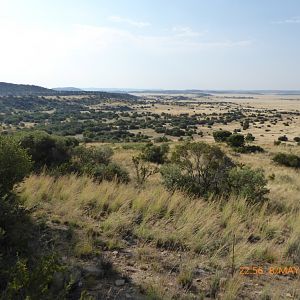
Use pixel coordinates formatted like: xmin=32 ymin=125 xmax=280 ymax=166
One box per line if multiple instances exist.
xmin=1 ymin=0 xmax=300 ymax=90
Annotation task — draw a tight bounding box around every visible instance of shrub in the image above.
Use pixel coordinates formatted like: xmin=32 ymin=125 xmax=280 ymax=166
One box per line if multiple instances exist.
xmin=234 ymin=145 xmax=264 ymax=153
xmin=293 ymin=137 xmax=300 ymax=143
xmin=160 ymin=142 xmax=269 ymax=202
xmin=278 ymin=135 xmax=288 ymax=142
xmin=228 ymin=166 xmax=269 ymax=203
xmin=0 ymin=137 xmax=64 ymax=298
xmin=160 ymin=164 xmax=191 ymax=192
xmin=132 ymin=155 xmax=159 ymax=185
xmin=3 ymin=255 xmax=65 ymax=299
xmin=72 ymin=145 xmax=113 ymax=166
xmin=226 ymin=134 xmax=245 ymax=148
xmin=161 ymin=142 xmax=234 ymax=197
xmin=154 ymin=136 xmax=170 ymax=143
xmin=165 ymin=127 xmax=185 ymax=137
xmin=0 ymin=137 xmax=31 ymax=294
xmin=273 ymin=153 xmax=300 ymax=168
xmin=245 ymin=133 xmax=255 ymax=142
xmin=140 ymin=143 xmax=169 ymax=164
xmin=242 ymin=120 xmax=250 ymax=130
xmin=72 ymin=146 xmax=129 ymax=183
xmin=0 ymin=136 xmax=32 ymax=195
xmin=90 ymin=162 xmax=130 ymax=183
xmin=213 ymin=130 xmax=232 ymax=142
xmin=274 ymin=140 xmax=281 ymax=146
xmin=16 ymin=131 xmax=78 ymax=171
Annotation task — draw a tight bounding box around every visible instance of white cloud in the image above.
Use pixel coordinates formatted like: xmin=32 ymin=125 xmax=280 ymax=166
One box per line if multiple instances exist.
xmin=172 ymin=26 xmax=205 ymax=38
xmin=0 ymin=21 xmax=252 ymax=86
xmin=74 ymin=24 xmax=252 ymax=52
xmin=272 ymin=17 xmax=300 ymax=24
xmin=0 ymin=21 xmax=252 ymax=69
xmin=107 ymin=15 xmax=150 ymax=28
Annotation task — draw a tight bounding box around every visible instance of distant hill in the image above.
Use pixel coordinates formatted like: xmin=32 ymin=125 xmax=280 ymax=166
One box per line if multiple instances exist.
xmin=0 ymin=82 xmax=56 ymax=96
xmin=53 ymin=87 xmax=83 ymax=92
xmin=0 ymin=82 xmax=138 ymax=102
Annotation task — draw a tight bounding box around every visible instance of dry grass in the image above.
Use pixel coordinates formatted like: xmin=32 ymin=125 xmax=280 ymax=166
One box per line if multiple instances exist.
xmin=17 ymin=120 xmax=300 ymax=298
xmin=18 ymin=155 xmax=300 ymax=298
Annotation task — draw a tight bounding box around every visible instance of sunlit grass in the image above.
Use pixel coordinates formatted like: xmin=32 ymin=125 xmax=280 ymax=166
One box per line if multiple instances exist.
xmin=17 ymin=144 xmax=300 ymax=298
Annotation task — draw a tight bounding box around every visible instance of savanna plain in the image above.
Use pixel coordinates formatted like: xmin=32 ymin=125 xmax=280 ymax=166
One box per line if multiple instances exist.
xmin=1 ymin=90 xmax=300 ymax=299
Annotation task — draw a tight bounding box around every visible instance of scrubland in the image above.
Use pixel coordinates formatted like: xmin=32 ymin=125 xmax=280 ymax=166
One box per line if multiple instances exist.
xmin=18 ymin=141 xmax=300 ymax=299
xmin=1 ymin=92 xmax=300 ymax=299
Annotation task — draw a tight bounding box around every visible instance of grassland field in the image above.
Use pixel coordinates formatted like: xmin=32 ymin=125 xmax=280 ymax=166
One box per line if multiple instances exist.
xmin=1 ymin=92 xmax=300 ymax=299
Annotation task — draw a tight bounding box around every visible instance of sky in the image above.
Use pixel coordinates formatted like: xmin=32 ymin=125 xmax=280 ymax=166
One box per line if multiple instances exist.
xmin=0 ymin=0 xmax=300 ymax=90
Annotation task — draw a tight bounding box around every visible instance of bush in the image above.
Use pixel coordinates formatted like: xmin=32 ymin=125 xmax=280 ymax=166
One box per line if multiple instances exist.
xmin=160 ymin=164 xmax=191 ymax=192
xmin=16 ymin=131 xmax=78 ymax=171
xmin=234 ymin=145 xmax=264 ymax=153
xmin=242 ymin=120 xmax=250 ymax=130
xmin=132 ymin=155 xmax=159 ymax=185
xmin=3 ymin=255 xmax=65 ymax=299
xmin=293 ymin=137 xmax=300 ymax=143
xmin=154 ymin=136 xmax=170 ymax=143
xmin=0 ymin=137 xmax=32 ymax=294
xmin=90 ymin=162 xmax=130 ymax=183
xmin=213 ymin=130 xmax=232 ymax=142
xmin=0 ymin=137 xmax=64 ymax=298
xmin=161 ymin=142 xmax=234 ymax=197
xmin=160 ymin=142 xmax=269 ymax=202
xmin=72 ymin=145 xmax=113 ymax=166
xmin=274 ymin=140 xmax=281 ymax=146
xmin=0 ymin=136 xmax=32 ymax=195
xmin=72 ymin=146 xmax=130 ymax=183
xmin=278 ymin=135 xmax=288 ymax=142
xmin=226 ymin=134 xmax=245 ymax=148
xmin=273 ymin=153 xmax=300 ymax=168
xmin=245 ymin=133 xmax=255 ymax=142
xmin=140 ymin=143 xmax=169 ymax=164
xmin=229 ymin=166 xmax=269 ymax=203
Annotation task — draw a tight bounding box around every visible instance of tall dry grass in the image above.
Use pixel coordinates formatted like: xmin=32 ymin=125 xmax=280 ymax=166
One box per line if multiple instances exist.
xmin=19 ymin=170 xmax=299 ymax=269
xmin=16 ymin=141 xmax=300 ymax=298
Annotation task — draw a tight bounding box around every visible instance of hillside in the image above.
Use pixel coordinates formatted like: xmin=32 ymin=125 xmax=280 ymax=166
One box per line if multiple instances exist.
xmin=1 ymin=130 xmax=300 ymax=299
xmin=0 ymin=82 xmax=56 ymax=96
xmin=0 ymin=82 xmax=138 ymax=101
xmin=0 ymin=93 xmax=300 ymax=299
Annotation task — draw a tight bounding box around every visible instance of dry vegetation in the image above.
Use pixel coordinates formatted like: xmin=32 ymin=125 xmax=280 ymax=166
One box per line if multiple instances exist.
xmin=2 ymin=92 xmax=299 ymax=299
xmin=18 ymin=137 xmax=300 ymax=299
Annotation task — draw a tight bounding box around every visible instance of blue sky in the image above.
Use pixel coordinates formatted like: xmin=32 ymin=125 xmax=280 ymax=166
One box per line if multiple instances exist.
xmin=0 ymin=0 xmax=300 ymax=89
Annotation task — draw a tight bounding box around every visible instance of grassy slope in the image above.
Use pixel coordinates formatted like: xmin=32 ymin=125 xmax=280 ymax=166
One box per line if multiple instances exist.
xmin=17 ymin=142 xmax=300 ymax=299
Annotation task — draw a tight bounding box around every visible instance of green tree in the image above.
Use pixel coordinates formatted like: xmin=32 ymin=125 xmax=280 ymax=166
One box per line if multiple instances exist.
xmin=16 ymin=131 xmax=78 ymax=170
xmin=226 ymin=134 xmax=245 ymax=148
xmin=0 ymin=136 xmax=32 ymax=195
xmin=161 ymin=142 xmax=234 ymax=197
xmin=273 ymin=153 xmax=300 ymax=168
xmin=213 ymin=130 xmax=232 ymax=142
xmin=229 ymin=166 xmax=269 ymax=203
xmin=140 ymin=143 xmax=169 ymax=164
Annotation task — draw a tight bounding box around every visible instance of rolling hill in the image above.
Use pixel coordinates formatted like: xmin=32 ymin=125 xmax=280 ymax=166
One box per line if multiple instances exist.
xmin=0 ymin=82 xmax=56 ymax=96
